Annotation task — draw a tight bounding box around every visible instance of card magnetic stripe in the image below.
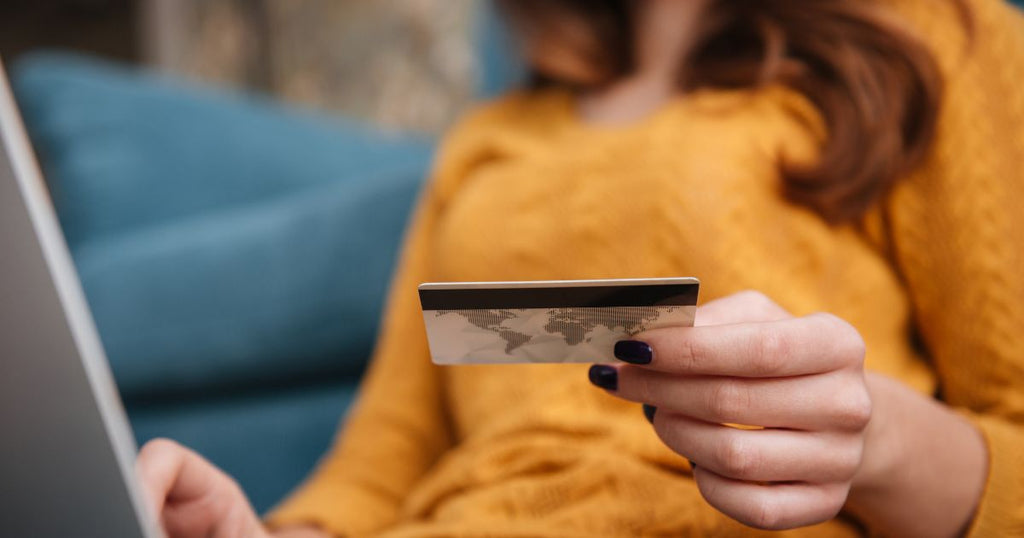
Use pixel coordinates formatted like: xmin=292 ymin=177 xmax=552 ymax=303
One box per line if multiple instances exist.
xmin=419 ymin=283 xmax=699 ymax=310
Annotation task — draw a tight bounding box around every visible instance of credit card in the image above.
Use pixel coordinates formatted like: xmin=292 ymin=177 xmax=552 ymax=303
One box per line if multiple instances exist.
xmin=419 ymin=277 xmax=699 ymax=365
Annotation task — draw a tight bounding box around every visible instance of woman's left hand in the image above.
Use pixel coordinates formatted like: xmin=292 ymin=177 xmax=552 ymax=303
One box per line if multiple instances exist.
xmin=589 ymin=290 xmax=873 ymax=530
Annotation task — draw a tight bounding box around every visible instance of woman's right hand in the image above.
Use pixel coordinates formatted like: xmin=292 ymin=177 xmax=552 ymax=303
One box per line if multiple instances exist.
xmin=136 ymin=438 xmax=271 ymax=538
xmin=137 ymin=439 xmax=333 ymax=538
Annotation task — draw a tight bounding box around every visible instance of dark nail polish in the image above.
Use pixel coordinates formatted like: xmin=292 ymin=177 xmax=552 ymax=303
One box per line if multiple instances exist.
xmin=588 ymin=364 xmax=618 ymax=391
xmin=642 ymin=403 xmax=657 ymax=423
xmin=615 ymin=340 xmax=653 ymax=364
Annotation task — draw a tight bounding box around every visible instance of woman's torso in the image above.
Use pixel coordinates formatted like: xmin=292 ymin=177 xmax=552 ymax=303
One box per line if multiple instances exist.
xmin=384 ymin=87 xmax=935 ymax=537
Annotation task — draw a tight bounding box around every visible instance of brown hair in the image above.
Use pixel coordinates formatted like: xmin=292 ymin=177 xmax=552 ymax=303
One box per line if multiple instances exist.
xmin=497 ymin=0 xmax=967 ymax=223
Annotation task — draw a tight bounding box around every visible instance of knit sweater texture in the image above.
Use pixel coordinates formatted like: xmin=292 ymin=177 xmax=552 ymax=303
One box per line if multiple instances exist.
xmin=269 ymin=0 xmax=1024 ymax=535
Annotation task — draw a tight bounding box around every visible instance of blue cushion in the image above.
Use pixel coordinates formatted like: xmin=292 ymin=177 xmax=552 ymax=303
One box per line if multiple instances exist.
xmin=74 ymin=169 xmax=422 ymax=400
xmin=12 ymin=54 xmax=434 ymax=399
xmin=12 ymin=53 xmax=434 ymax=247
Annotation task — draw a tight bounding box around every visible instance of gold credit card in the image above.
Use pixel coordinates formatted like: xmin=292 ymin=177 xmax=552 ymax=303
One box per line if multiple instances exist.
xmin=419 ymin=277 xmax=700 ymax=365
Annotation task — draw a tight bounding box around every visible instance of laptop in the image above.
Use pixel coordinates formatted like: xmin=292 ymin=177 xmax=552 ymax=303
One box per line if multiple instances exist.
xmin=0 ymin=59 xmax=161 ymax=537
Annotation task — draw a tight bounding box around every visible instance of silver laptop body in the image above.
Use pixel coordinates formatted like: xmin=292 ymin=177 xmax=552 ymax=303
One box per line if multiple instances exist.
xmin=0 ymin=59 xmax=161 ymax=538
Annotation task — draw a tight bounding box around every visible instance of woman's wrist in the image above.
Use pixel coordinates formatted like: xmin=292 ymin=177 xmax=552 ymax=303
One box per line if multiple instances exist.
xmin=845 ymin=372 xmax=988 ymax=537
xmin=847 ymin=372 xmax=906 ymax=493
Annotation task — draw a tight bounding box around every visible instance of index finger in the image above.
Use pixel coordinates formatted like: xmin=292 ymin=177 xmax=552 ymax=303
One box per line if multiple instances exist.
xmin=630 ymin=313 xmax=865 ymax=377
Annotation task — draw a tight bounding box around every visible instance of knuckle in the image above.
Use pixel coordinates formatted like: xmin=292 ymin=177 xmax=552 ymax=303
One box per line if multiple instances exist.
xmin=753 ymin=327 xmax=788 ymax=376
xmin=838 ymin=330 xmax=867 ymax=366
xmin=715 ymin=433 xmax=761 ymax=478
xmin=708 ymin=379 xmax=749 ymax=421
xmin=833 ymin=383 xmax=873 ymax=431
xmin=743 ymin=485 xmax=848 ymax=531
xmin=812 ymin=313 xmax=866 ymax=366
xmin=738 ymin=290 xmax=787 ymax=318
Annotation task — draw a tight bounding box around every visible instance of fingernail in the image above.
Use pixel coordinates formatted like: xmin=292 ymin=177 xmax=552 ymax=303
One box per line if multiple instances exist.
xmin=615 ymin=340 xmax=653 ymax=364
xmin=588 ymin=364 xmax=618 ymax=391
xmin=642 ymin=403 xmax=657 ymax=423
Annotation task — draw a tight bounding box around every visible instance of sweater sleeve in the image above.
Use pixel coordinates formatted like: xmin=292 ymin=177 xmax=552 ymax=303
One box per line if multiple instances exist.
xmin=885 ymin=1 xmax=1024 ymax=534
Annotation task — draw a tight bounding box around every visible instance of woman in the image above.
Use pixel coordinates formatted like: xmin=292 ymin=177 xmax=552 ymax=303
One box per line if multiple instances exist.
xmin=137 ymin=0 xmax=1024 ymax=536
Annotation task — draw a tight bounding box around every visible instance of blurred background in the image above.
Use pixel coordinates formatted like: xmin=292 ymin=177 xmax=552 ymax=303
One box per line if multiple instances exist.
xmin=1 ymin=0 xmax=483 ymax=133
xmin=1 ymin=0 xmax=520 ymax=514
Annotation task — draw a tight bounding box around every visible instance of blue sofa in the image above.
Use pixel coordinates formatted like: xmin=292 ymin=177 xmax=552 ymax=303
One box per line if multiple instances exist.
xmin=11 ymin=7 xmax=521 ymax=513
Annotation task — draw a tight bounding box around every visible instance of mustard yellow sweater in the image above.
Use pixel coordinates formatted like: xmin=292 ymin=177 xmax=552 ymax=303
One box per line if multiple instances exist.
xmin=269 ymin=0 xmax=1024 ymax=536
